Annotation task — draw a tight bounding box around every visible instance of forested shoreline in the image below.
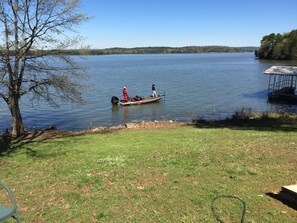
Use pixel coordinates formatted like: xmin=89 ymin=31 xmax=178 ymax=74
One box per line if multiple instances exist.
xmin=2 ymin=46 xmax=257 ymax=56
xmin=255 ymin=29 xmax=297 ymax=60
xmin=51 ymin=46 xmax=257 ymax=55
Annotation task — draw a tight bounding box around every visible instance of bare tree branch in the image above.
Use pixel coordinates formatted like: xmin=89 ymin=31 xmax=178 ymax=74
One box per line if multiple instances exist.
xmin=0 ymin=0 xmax=89 ymax=136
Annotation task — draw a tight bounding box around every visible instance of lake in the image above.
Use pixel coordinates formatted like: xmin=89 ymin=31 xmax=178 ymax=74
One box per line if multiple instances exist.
xmin=1 ymin=52 xmax=297 ymax=132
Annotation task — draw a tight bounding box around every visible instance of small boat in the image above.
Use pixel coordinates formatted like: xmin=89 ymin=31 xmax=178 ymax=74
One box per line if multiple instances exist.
xmin=111 ymin=93 xmax=165 ymax=106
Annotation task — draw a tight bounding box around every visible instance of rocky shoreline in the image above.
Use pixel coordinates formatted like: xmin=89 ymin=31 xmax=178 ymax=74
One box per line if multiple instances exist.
xmin=0 ymin=120 xmax=183 ymax=143
xmin=2 ymin=111 xmax=297 ymax=143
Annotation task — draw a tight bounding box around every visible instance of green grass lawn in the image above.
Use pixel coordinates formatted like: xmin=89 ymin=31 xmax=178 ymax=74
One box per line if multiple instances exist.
xmin=1 ymin=121 xmax=297 ymax=222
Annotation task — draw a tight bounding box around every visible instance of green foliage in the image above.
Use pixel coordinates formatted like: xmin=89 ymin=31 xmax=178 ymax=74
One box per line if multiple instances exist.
xmin=256 ymin=29 xmax=297 ymax=60
xmin=96 ymin=210 xmax=110 ymax=219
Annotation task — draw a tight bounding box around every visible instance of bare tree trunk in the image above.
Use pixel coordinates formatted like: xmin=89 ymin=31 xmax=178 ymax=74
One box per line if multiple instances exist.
xmin=8 ymin=95 xmax=25 ymax=137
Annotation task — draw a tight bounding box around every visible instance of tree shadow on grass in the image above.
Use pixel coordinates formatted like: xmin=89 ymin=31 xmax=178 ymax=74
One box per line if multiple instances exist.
xmin=0 ymin=127 xmax=124 ymax=157
xmin=0 ymin=130 xmax=46 ymax=157
xmin=191 ymin=114 xmax=297 ymax=132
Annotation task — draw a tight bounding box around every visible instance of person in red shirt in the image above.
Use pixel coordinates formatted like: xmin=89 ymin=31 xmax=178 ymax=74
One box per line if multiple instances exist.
xmin=122 ymin=87 xmax=128 ymax=101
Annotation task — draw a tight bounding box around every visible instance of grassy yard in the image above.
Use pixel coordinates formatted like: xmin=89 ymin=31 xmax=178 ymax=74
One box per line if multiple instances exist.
xmin=1 ymin=120 xmax=297 ymax=222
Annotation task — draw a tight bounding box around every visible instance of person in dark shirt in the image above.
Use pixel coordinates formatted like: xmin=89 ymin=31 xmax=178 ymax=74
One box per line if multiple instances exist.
xmin=152 ymin=83 xmax=157 ymax=97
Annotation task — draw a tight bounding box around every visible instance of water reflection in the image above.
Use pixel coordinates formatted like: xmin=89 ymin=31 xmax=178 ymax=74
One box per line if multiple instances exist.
xmin=111 ymin=105 xmax=119 ymax=112
xmin=123 ymin=107 xmax=129 ymax=123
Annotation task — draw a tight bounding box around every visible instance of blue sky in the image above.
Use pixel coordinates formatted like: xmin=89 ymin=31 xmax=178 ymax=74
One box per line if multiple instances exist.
xmin=79 ymin=0 xmax=297 ymax=49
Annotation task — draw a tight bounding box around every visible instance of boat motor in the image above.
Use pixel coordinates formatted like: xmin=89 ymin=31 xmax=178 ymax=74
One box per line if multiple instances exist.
xmin=111 ymin=96 xmax=119 ymax=105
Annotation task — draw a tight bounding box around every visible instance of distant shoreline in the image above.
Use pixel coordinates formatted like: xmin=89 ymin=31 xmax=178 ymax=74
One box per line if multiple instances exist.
xmin=41 ymin=46 xmax=258 ymax=55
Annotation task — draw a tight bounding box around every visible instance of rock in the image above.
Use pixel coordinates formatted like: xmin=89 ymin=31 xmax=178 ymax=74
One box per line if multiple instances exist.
xmin=125 ymin=123 xmax=136 ymax=128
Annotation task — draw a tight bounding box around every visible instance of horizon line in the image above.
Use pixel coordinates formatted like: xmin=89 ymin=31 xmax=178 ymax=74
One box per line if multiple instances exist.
xmin=77 ymin=45 xmax=260 ymax=50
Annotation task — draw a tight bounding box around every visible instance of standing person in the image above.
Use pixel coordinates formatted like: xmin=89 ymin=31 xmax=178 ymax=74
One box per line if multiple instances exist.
xmin=152 ymin=83 xmax=157 ymax=97
xmin=122 ymin=87 xmax=128 ymax=101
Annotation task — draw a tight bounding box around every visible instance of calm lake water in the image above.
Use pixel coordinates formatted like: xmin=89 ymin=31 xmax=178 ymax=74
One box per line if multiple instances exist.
xmin=1 ymin=53 xmax=297 ymax=132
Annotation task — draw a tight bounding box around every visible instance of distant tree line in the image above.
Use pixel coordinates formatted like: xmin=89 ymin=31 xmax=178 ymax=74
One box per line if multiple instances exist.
xmin=48 ymin=46 xmax=256 ymax=55
xmin=255 ymin=29 xmax=297 ymax=60
xmin=2 ymin=46 xmax=256 ymax=56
